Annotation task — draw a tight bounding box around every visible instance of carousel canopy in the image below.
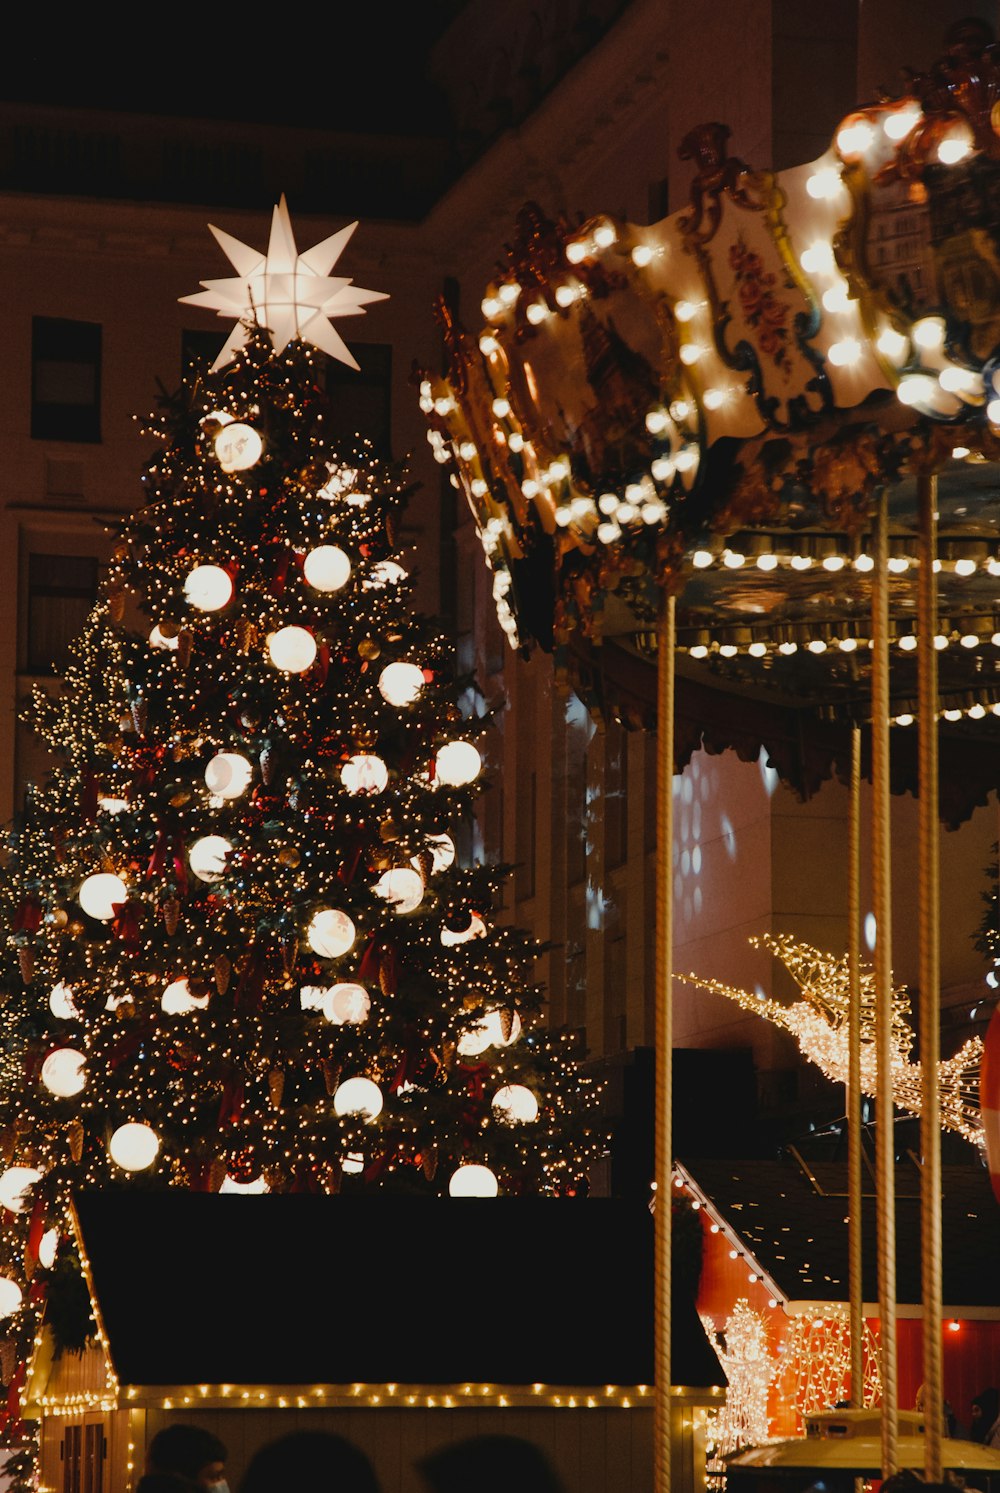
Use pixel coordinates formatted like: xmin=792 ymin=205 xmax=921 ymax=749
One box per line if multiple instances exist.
xmin=421 ymin=20 xmax=1000 ymax=821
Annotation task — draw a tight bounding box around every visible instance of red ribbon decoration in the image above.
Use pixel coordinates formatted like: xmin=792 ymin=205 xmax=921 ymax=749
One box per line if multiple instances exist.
xmin=338 ymin=843 xmax=363 ymax=887
xmin=109 ymin=1027 xmax=146 ymax=1071
xmin=311 ymin=642 xmax=330 ymax=687
xmin=25 ymin=1195 xmax=45 ymax=1270
xmin=233 ymin=948 xmax=265 ymax=1013
xmin=80 ymin=770 xmax=99 ymax=821
xmin=146 ymin=828 xmax=189 ymax=896
xmin=217 ymin=1079 xmax=244 ymax=1129
xmin=356 ymin=935 xmax=381 ymax=983
xmin=111 ymin=901 xmax=142 ymax=953
xmin=458 ymin=1063 xmax=490 ymax=1104
xmin=12 ymin=898 xmax=42 ymax=935
xmin=269 ymin=548 xmax=291 ymax=597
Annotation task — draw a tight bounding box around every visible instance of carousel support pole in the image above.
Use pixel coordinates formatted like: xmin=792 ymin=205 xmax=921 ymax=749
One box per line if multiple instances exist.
xmin=917 ymin=468 xmax=943 ymax=1480
xmin=872 ymin=489 xmax=899 ymax=1476
xmin=654 ymin=592 xmax=676 ymax=1493
xmin=848 ymin=726 xmax=864 ymax=1409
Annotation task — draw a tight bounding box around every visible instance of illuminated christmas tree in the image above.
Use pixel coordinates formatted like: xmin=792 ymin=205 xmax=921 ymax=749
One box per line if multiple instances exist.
xmin=0 ymin=203 xmax=605 ymax=1428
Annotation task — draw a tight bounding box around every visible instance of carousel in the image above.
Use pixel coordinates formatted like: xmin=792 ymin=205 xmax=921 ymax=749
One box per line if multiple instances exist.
xmin=420 ymin=19 xmax=1000 ymax=1493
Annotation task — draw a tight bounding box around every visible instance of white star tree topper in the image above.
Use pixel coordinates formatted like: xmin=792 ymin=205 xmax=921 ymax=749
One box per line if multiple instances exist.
xmin=181 ymin=195 xmax=388 ymax=371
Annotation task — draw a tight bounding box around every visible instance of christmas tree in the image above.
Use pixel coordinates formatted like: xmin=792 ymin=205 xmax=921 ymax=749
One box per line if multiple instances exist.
xmin=0 ymin=201 xmax=605 ymax=1441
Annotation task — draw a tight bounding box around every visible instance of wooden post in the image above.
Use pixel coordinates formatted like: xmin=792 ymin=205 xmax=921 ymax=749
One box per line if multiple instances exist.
xmin=654 ymin=594 xmax=675 ymax=1493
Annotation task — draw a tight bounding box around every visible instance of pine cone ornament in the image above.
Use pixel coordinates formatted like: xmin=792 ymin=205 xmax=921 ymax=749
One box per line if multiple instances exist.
xmin=130 ymin=700 xmax=147 ymax=735
xmin=107 ymin=589 xmax=126 ymax=623
xmin=68 ymin=1118 xmax=84 ymax=1162
xmin=235 ymin=616 xmax=255 ymax=653
xmin=260 ymin=744 xmax=277 ymax=785
xmin=214 ymin=955 xmax=232 ymax=995
xmin=281 ymin=938 xmax=298 ymax=977
xmin=176 ymin=630 xmax=193 ymax=669
xmin=162 ymin=898 xmax=181 ymax=936
xmin=422 ymin=1146 xmax=438 ymax=1182
xmin=208 ymin=1158 xmax=228 ymax=1192
xmin=268 ymin=1069 xmax=285 ymax=1109
xmin=0 ymin=1338 xmax=17 ymax=1384
xmin=17 ymin=947 xmax=34 ymax=986
xmin=322 ymin=1059 xmax=340 ymax=1095
xmin=498 ymin=1007 xmax=514 ymax=1042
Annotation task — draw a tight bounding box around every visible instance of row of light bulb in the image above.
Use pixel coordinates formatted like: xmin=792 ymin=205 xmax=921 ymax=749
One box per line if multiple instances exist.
xmin=691 ymin=545 xmax=1000 ymax=576
xmin=687 ymin=630 xmax=1000 ymax=659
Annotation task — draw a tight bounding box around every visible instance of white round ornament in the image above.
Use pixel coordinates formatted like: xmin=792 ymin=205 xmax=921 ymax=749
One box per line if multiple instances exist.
xmin=323 ymin=983 xmax=371 ymax=1025
xmin=108 ymin=1122 xmax=159 ymax=1172
xmin=161 ymin=978 xmax=210 ymax=1015
xmin=341 ymin=754 xmax=388 ymax=795
xmin=491 ymin=1084 xmax=539 ymax=1123
xmin=448 ymin=1163 xmax=499 ymax=1197
xmin=49 ymin=982 xmax=80 ymax=1020
xmin=434 ymin=740 xmax=482 ymax=786
xmin=215 ymin=422 xmax=262 ymax=471
xmin=303 ymin=545 xmax=351 ymax=592
xmin=204 ymin=752 xmax=253 ymax=799
xmin=333 ymin=1076 xmax=383 ymax=1120
xmin=307 ymin=908 xmax=356 ymax=959
xmin=373 ymin=867 xmax=424 ymax=914
xmin=183 ymin=564 xmax=233 ymax=612
xmin=0 ymin=1277 xmax=22 ymax=1319
xmin=268 ymin=626 xmax=317 ymax=674
xmin=189 ymin=835 xmax=232 ymax=883
xmin=378 ymin=662 xmax=424 ymax=707
xmin=41 ymin=1048 xmax=86 ymax=1098
xmin=78 ymin=872 xmax=127 ymax=922
xmin=0 ymin=1167 xmax=43 ymax=1213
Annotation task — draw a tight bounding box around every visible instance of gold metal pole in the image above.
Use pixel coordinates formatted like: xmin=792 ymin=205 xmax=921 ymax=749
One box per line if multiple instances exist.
xmin=654 ymin=594 xmax=675 ymax=1493
xmin=918 ymin=469 xmax=943 ymax=1478
xmin=848 ymin=726 xmax=864 ymax=1407
xmin=872 ymin=491 xmax=898 ymax=1476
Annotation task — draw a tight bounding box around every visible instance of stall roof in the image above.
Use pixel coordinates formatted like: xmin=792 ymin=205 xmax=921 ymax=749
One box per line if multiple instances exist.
xmin=70 ymin=1192 xmax=724 ymax=1392
xmin=680 ymin=1154 xmax=1000 ymax=1312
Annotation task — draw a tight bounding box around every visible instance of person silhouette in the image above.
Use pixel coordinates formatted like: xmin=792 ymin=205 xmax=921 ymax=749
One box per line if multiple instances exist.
xmin=237 ymin=1431 xmax=380 ymax=1493
xmin=417 ymin=1434 xmax=566 ymax=1493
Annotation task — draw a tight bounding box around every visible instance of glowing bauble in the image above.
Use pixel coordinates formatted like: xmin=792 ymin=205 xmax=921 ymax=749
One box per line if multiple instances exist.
xmin=423 ymin=833 xmax=456 ymax=874
xmin=373 ymin=867 xmax=424 ymax=914
xmin=220 ymin=1175 xmax=269 ymax=1194
xmin=435 ymin=740 xmax=482 ymax=786
xmin=98 ymin=796 xmax=128 ymax=815
xmin=303 ymin=545 xmax=351 ymax=592
xmin=149 ymin=625 xmax=179 ymax=651
xmin=342 ymin=1152 xmax=365 ymax=1174
xmin=378 ymin=662 xmax=424 ymax=707
xmin=333 ymin=1076 xmax=383 ymax=1120
xmin=41 ymin=1048 xmax=86 ymax=1098
xmin=188 ymin=835 xmax=232 ymax=883
xmin=109 ymin=1123 xmax=159 ymax=1172
xmin=268 ymin=626 xmax=317 ymax=673
xmin=440 ymin=913 xmax=487 ymax=947
xmin=0 ymin=1278 xmax=22 ymax=1319
xmin=449 ymin=1163 xmax=499 ymax=1197
xmin=323 ymin=983 xmax=371 ymax=1025
xmin=491 ymin=1084 xmax=539 ymax=1123
xmin=161 ymin=978 xmax=209 ymax=1015
xmin=341 ymin=754 xmax=388 ymax=795
xmin=215 ymin=422 xmax=262 ymax=471
xmin=363 ymin=560 xmax=407 ymax=590
xmin=204 ymin=752 xmax=253 ymax=799
xmin=299 ymin=986 xmax=327 ymax=1012
xmin=78 ymin=872 xmax=127 ymax=922
xmin=49 ymin=982 xmax=79 ymax=1020
xmin=0 ymin=1167 xmax=43 ymax=1213
xmin=38 ymin=1229 xmax=59 ymax=1270
xmin=307 ymin=908 xmax=356 ymax=959
xmin=457 ymin=1009 xmax=522 ymax=1058
xmin=183 ymin=564 xmax=233 ymax=612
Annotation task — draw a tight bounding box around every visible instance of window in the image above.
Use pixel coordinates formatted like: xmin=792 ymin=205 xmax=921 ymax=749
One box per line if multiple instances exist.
xmin=325 ymin=343 xmax=392 ymax=457
xmin=32 ymin=317 xmax=101 ymax=443
xmin=25 ymin=553 xmax=99 ymax=675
